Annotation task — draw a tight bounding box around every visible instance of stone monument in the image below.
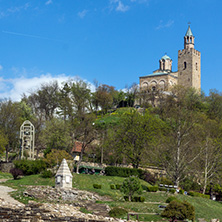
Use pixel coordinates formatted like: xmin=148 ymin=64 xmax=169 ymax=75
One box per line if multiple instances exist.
xmin=55 ymin=159 xmax=73 ymax=189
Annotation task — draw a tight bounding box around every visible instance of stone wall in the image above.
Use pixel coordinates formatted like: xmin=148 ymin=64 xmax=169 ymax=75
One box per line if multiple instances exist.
xmin=0 ymin=162 xmax=14 ymax=173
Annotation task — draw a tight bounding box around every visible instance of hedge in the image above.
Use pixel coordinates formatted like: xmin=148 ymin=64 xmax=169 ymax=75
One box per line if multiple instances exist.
xmin=105 ymin=166 xmax=143 ymax=178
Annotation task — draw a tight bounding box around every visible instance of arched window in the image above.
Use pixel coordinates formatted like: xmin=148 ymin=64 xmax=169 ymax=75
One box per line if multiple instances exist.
xmin=184 ymin=62 xmax=187 ymax=70
xmin=196 ymin=63 xmax=198 ymax=71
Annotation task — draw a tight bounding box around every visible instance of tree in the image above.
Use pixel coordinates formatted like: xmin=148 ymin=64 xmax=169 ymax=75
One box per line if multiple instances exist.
xmin=195 ymin=119 xmax=222 ymax=194
xmin=0 ymin=130 xmax=8 ymax=155
xmin=44 ymin=149 xmax=73 ymax=167
xmin=106 ymin=109 xmax=163 ymax=168
xmin=39 ymin=118 xmax=73 ymax=152
xmin=120 ymin=176 xmax=142 ymax=201
xmin=93 ymin=84 xmax=116 ymax=114
xmin=161 ymin=200 xmax=195 ymax=221
xmin=156 ymin=86 xmax=203 ymax=187
xmin=0 ymin=100 xmax=23 ymax=161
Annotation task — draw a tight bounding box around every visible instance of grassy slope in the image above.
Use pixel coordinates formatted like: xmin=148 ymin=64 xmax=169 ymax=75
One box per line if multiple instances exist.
xmin=2 ymin=173 xmax=222 ymax=221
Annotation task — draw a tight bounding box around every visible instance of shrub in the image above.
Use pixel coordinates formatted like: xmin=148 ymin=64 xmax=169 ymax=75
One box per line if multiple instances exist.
xmin=161 ymin=200 xmax=195 ymax=221
xmin=188 ymin=191 xmax=210 ymax=199
xmin=147 ymin=186 xmax=158 ymax=192
xmin=110 ymin=184 xmax=115 ymax=189
xmin=105 ymin=166 xmax=143 ymax=178
xmin=93 ymin=184 xmax=102 ymax=189
xmin=159 ymin=187 xmax=167 ymax=192
xmin=132 ymin=196 xmax=145 ymax=202
xmin=159 ymin=177 xmax=174 ymax=185
xmin=180 ymin=177 xmax=201 ymax=192
xmin=115 ymin=184 xmax=122 ymax=190
xmin=109 ymin=207 xmax=128 ymax=218
xmin=179 ymin=189 xmax=184 ymax=195
xmin=166 ymin=196 xmax=178 ymax=203
xmin=10 ymin=168 xmax=23 ymax=179
xmin=142 ymin=185 xmax=148 ymax=191
xmin=41 ymin=170 xmax=54 ymax=178
xmin=141 ymin=171 xmax=157 ymax=185
xmin=169 ymin=188 xmax=176 ymax=194
xmin=120 ymin=176 xmax=142 ymax=201
xmin=14 ymin=160 xmax=47 ymax=175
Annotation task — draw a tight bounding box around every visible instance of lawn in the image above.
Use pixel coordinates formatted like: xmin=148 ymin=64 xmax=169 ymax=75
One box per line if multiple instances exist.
xmin=2 ymin=173 xmax=222 ymax=221
xmin=0 ymin=171 xmax=13 ymax=179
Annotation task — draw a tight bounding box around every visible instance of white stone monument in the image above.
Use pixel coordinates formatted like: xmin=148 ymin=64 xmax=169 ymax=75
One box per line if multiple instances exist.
xmin=55 ymin=159 xmax=73 ymax=189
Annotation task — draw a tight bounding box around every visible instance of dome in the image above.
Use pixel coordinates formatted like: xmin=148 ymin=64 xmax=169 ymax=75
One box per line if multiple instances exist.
xmin=161 ymin=54 xmax=171 ymax=60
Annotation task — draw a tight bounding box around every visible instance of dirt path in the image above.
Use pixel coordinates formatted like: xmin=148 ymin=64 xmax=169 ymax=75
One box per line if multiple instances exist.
xmin=0 ymin=180 xmax=24 ymax=206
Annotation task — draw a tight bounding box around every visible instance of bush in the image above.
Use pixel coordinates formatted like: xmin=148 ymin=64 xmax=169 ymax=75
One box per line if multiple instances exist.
xmin=169 ymin=188 xmax=176 ymax=194
xmin=109 ymin=207 xmax=128 ymax=218
xmin=115 ymin=184 xmax=122 ymax=190
xmin=10 ymin=168 xmax=23 ymax=179
xmin=121 ymin=176 xmax=142 ymax=201
xmin=180 ymin=177 xmax=201 ymax=192
xmin=41 ymin=170 xmax=54 ymax=178
xmin=132 ymin=196 xmax=145 ymax=202
xmin=14 ymin=160 xmax=47 ymax=175
xmin=93 ymin=184 xmax=102 ymax=189
xmin=141 ymin=171 xmax=157 ymax=185
xmin=147 ymin=186 xmax=158 ymax=192
xmin=159 ymin=177 xmax=174 ymax=185
xmin=105 ymin=166 xmax=143 ymax=178
xmin=159 ymin=187 xmax=167 ymax=192
xmin=166 ymin=196 xmax=178 ymax=203
xmin=179 ymin=189 xmax=184 ymax=195
xmin=110 ymin=184 xmax=115 ymax=189
xmin=188 ymin=191 xmax=210 ymax=199
xmin=161 ymin=200 xmax=195 ymax=221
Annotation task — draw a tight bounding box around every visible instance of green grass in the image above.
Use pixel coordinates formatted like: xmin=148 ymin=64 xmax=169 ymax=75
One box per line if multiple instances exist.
xmin=0 ymin=171 xmax=13 ymax=179
xmin=2 ymin=173 xmax=222 ymax=221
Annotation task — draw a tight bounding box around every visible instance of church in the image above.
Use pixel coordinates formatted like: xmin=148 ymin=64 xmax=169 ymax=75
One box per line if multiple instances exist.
xmin=139 ymin=25 xmax=201 ymax=92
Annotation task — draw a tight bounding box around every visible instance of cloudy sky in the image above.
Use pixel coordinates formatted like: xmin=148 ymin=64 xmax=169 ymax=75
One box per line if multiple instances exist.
xmin=0 ymin=0 xmax=221 ymax=101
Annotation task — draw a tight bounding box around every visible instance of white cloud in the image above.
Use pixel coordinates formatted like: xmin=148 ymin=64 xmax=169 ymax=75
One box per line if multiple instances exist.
xmin=45 ymin=0 xmax=53 ymax=5
xmin=110 ymin=0 xmax=129 ymax=12
xmin=0 ymin=3 xmax=30 ymax=18
xmin=0 ymin=74 xmax=95 ymax=101
xmin=78 ymin=10 xmax=88 ymax=19
xmin=156 ymin=20 xmax=174 ymax=30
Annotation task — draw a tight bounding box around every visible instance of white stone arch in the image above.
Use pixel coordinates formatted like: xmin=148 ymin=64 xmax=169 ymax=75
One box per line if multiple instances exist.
xmin=158 ymin=80 xmax=166 ymax=89
xmin=150 ymin=80 xmax=157 ymax=91
xmin=142 ymin=81 xmax=149 ymax=88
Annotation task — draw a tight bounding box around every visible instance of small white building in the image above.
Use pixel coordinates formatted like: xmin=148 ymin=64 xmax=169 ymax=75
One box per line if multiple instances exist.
xmin=55 ymin=159 xmax=73 ymax=189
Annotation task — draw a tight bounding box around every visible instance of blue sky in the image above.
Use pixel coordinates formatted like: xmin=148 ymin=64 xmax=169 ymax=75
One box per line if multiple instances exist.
xmin=0 ymin=0 xmax=221 ymax=100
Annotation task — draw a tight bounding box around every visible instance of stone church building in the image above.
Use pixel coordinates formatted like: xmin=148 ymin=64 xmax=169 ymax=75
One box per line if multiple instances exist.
xmin=139 ymin=25 xmax=201 ymax=92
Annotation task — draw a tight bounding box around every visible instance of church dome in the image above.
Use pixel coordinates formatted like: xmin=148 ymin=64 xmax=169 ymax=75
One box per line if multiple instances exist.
xmin=161 ymin=54 xmax=171 ymax=60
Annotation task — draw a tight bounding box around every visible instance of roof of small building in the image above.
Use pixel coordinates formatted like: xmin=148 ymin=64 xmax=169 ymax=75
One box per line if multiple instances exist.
xmin=185 ymin=25 xmax=193 ymax=37
xmin=140 ymin=71 xmax=170 ymax=78
xmin=161 ymin=54 xmax=171 ymax=60
xmin=55 ymin=159 xmax=73 ymax=177
xmin=71 ymin=141 xmax=83 ymax=153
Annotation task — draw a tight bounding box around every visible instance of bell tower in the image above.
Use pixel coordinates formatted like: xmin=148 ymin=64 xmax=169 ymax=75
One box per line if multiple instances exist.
xmin=178 ymin=25 xmax=201 ymax=90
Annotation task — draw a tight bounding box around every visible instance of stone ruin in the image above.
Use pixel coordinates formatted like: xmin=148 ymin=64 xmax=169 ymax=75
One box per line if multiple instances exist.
xmin=55 ymin=159 xmax=73 ymax=189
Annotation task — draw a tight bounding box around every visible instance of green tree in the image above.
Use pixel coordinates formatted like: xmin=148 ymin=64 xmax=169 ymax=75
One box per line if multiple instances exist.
xmin=161 ymin=200 xmax=195 ymax=221
xmin=120 ymin=176 xmax=142 ymax=201
xmin=106 ymin=109 xmax=163 ymax=168
xmin=44 ymin=149 xmax=73 ymax=167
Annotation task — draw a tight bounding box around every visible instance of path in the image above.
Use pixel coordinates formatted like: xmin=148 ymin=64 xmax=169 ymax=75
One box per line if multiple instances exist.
xmin=0 ymin=179 xmax=24 ymax=207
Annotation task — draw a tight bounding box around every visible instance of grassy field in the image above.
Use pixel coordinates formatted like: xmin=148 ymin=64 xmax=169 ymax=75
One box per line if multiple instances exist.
xmin=0 ymin=171 xmax=13 ymax=179
xmin=1 ymin=173 xmax=222 ymax=221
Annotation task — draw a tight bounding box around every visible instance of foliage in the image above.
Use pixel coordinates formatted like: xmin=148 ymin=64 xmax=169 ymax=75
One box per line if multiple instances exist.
xmin=188 ymin=191 xmax=210 ymax=199
xmin=110 ymin=184 xmax=115 ymax=189
xmin=115 ymin=184 xmax=122 ymax=190
xmin=41 ymin=170 xmax=54 ymax=178
xmin=14 ymin=159 xmax=47 ymax=175
xmin=93 ymin=184 xmax=102 ymax=189
xmin=147 ymin=186 xmax=158 ymax=192
xmin=141 ymin=171 xmax=157 ymax=185
xmin=166 ymin=196 xmax=178 ymax=203
xmin=109 ymin=207 xmax=128 ymax=218
xmin=44 ymin=149 xmax=73 ymax=167
xmin=121 ymin=176 xmax=142 ymax=201
xmin=105 ymin=166 xmax=143 ymax=178
xmin=161 ymin=200 xmax=195 ymax=221
xmin=179 ymin=189 xmax=184 ymax=195
xmin=0 ymin=130 xmax=8 ymax=154
xmin=158 ymin=177 xmax=174 ymax=185
xmin=10 ymin=168 xmax=23 ymax=179
xmin=180 ymin=177 xmax=201 ymax=192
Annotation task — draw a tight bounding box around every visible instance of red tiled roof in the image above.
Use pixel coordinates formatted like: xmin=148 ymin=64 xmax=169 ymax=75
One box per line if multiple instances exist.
xmin=71 ymin=141 xmax=83 ymax=153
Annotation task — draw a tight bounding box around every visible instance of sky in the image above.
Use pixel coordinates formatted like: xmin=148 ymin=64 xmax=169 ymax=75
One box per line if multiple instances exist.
xmin=0 ymin=0 xmax=221 ymax=101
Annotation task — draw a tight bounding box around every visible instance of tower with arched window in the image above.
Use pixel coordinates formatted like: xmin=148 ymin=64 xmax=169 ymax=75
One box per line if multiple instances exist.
xmin=178 ymin=25 xmax=201 ymax=89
